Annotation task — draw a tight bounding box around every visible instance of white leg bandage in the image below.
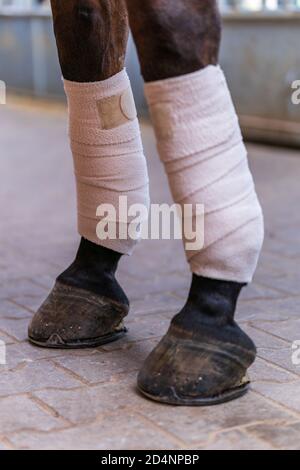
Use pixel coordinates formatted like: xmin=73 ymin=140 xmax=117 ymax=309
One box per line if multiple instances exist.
xmin=145 ymin=66 xmax=264 ymax=283
xmin=64 ymin=69 xmax=150 ymax=254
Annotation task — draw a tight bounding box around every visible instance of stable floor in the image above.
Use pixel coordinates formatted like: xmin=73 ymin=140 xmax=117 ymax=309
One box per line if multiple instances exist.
xmin=0 ymin=97 xmax=299 ymax=450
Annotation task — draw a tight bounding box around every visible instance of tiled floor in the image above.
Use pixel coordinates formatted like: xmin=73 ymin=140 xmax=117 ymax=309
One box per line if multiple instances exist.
xmin=0 ymin=97 xmax=299 ymax=450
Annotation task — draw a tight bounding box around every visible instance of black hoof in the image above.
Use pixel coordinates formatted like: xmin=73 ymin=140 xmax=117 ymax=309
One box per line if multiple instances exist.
xmin=137 ymin=320 xmax=256 ymax=406
xmin=29 ymin=327 xmax=127 ymax=350
xmin=138 ymin=381 xmax=250 ymax=406
xmin=28 ymin=281 xmax=129 ymax=350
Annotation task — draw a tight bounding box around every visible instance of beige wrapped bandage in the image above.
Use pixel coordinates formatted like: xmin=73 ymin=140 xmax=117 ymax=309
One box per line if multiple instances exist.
xmin=145 ymin=66 xmax=264 ymax=283
xmin=64 ymin=69 xmax=150 ymax=254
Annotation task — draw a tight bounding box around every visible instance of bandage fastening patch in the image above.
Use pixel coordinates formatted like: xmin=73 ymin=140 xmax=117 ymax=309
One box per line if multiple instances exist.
xmin=97 ymin=86 xmax=137 ymax=130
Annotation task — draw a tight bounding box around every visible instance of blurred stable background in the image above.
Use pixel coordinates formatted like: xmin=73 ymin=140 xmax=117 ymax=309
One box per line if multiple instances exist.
xmin=1 ymin=0 xmax=300 ymax=146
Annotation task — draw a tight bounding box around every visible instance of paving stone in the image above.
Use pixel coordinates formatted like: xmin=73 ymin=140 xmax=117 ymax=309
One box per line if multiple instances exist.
xmin=269 ymin=297 xmax=300 ymax=319
xmin=242 ymin=324 xmax=289 ymax=350
xmin=0 ymin=330 xmax=17 ymax=345
xmin=259 ymin=274 xmax=300 ymax=296
xmin=54 ymin=339 xmax=158 ymax=384
xmin=246 ymin=421 xmax=300 ymax=450
xmin=0 ymin=318 xmax=31 ymax=342
xmin=249 ymin=357 xmax=298 ymax=384
xmin=0 ymin=361 xmax=82 ymax=397
xmin=236 ymin=301 xmax=274 ymax=322
xmin=251 ymin=318 xmax=300 ymax=344
xmin=258 ymin=347 xmax=300 ymax=376
xmin=10 ymin=295 xmax=44 ymax=314
xmin=256 ymin=251 xmax=300 ymax=279
xmin=35 ymin=369 xmax=298 ymax=435
xmin=0 ymin=442 xmax=9 ymax=450
xmin=0 ymin=278 xmax=46 ymax=300
xmin=118 ymin=246 xmax=187 ymax=281
xmin=134 ymin=391 xmax=295 ymax=445
xmin=0 ymin=300 xmax=33 ymax=319
xmin=253 ymin=381 xmax=300 ymax=413
xmin=3 ymin=341 xmax=91 ymax=370
xmin=263 ymin=236 xmax=300 ymax=259
xmin=34 ymin=374 xmax=140 ymax=425
xmin=239 ymin=283 xmax=286 ymax=301
xmin=237 ymin=297 xmax=300 ymax=322
xmin=193 ymin=429 xmax=274 ymax=450
xmin=116 ymin=277 xmax=161 ymax=302
xmin=1 ymin=102 xmax=300 ymax=450
xmin=253 ymin=261 xmax=283 ymax=284
xmin=9 ymin=412 xmax=180 ymax=450
xmin=130 ymin=293 xmax=183 ymax=318
xmin=29 ymin=275 xmax=56 ymax=290
xmin=118 ymin=273 xmax=189 ymax=302
xmin=0 ymin=395 xmax=66 ymax=433
xmin=101 ymin=314 xmax=171 ymax=351
xmin=275 ymin=226 xmax=300 ymax=245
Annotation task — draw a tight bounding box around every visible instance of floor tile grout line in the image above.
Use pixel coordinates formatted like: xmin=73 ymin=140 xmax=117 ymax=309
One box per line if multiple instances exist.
xmin=0 ymin=327 xmax=21 ymax=343
xmin=5 ymin=300 xmax=39 ymax=315
xmin=263 ymin=247 xmax=300 ymax=262
xmin=240 ymin=294 xmax=300 ymax=305
xmin=0 ymin=371 xmax=138 ymax=401
xmin=241 ymin=426 xmax=279 ymax=450
xmin=28 ymin=393 xmax=73 ymax=426
xmin=240 ymin=294 xmax=293 ymax=303
xmin=255 ymin=279 xmax=299 ymax=297
xmin=133 ymin=411 xmax=188 ymax=448
xmin=0 ymin=386 xmax=84 ymax=401
xmin=244 ymin=417 xmax=300 ymax=451
xmin=4 ymin=408 xmax=184 ymax=448
xmin=2 ymin=298 xmax=37 ymax=315
xmin=22 ymin=277 xmax=50 ymax=292
xmin=50 ymin=359 xmax=92 ymax=386
xmin=0 ymin=435 xmax=15 ymax=450
xmin=250 ymin=322 xmax=296 ymax=345
xmin=256 ymin=353 xmax=300 ymax=378
xmin=251 ymin=388 xmax=300 ymax=419
xmin=255 ymin=354 xmax=300 ymax=379
xmin=177 ymin=417 xmax=294 ymax=450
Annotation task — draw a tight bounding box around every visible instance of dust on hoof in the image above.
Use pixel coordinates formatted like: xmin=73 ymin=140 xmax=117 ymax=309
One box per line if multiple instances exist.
xmin=28 ymin=281 xmax=129 ymax=349
xmin=137 ymin=321 xmax=256 ymax=406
